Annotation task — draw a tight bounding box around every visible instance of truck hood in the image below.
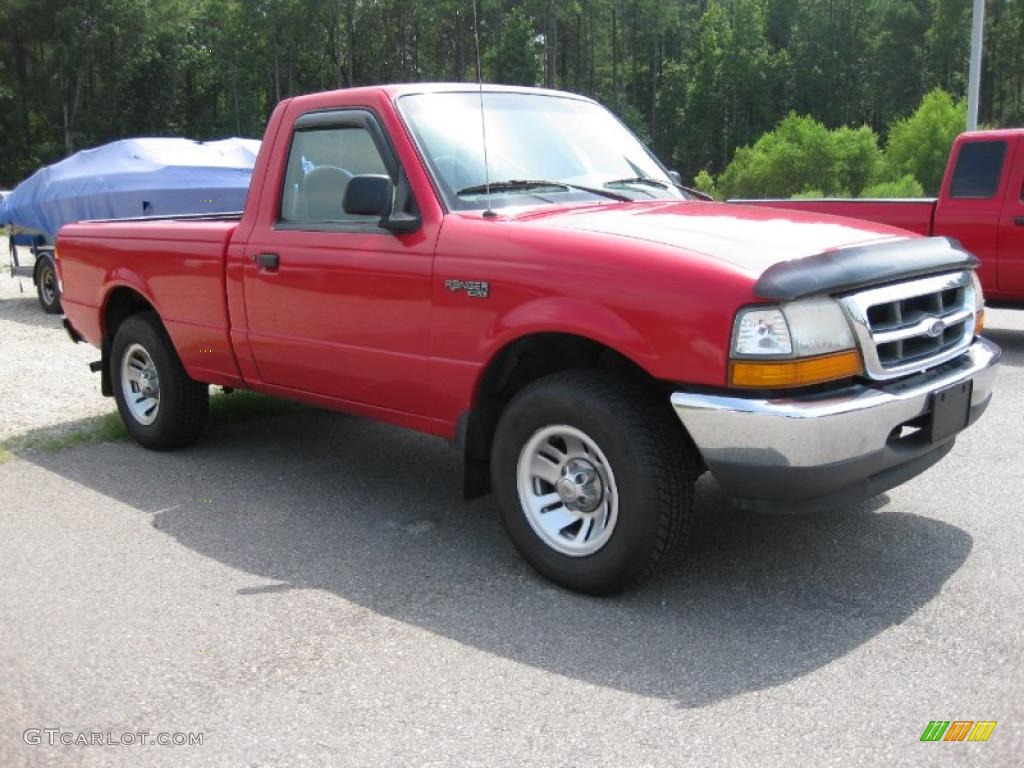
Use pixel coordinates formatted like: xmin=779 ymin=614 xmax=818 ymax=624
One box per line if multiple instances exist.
xmin=511 ymin=200 xmax=913 ymax=277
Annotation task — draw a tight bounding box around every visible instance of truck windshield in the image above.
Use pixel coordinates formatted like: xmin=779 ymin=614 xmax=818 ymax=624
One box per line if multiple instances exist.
xmin=398 ymin=91 xmax=686 ymax=211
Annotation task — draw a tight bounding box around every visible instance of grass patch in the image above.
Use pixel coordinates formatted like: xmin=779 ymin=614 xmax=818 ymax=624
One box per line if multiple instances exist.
xmin=0 ymin=389 xmax=305 ymax=462
xmin=0 ymin=412 xmax=127 ymax=461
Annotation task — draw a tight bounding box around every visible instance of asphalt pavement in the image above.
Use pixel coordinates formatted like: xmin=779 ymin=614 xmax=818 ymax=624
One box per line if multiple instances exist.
xmin=1 ymin=274 xmax=1022 ymax=767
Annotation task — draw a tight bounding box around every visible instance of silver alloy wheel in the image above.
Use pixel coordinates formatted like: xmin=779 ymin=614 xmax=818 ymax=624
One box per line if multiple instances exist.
xmin=39 ymin=264 xmax=56 ymax=305
xmin=516 ymin=424 xmax=619 ymax=557
xmin=121 ymin=343 xmax=161 ymax=426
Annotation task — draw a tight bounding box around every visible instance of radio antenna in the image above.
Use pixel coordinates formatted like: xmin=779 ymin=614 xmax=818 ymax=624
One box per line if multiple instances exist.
xmin=472 ymin=0 xmax=496 ymax=218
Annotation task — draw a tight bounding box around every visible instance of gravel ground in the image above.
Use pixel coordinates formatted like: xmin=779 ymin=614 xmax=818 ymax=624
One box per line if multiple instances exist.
xmin=0 ymin=236 xmax=114 ymax=440
xmin=1 ymin=235 xmax=1022 ymax=766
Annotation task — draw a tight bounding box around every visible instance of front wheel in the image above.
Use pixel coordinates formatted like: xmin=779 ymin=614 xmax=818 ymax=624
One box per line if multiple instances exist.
xmin=111 ymin=312 xmax=209 ymax=450
xmin=491 ymin=371 xmax=696 ymax=594
xmin=34 ymin=253 xmax=61 ymax=314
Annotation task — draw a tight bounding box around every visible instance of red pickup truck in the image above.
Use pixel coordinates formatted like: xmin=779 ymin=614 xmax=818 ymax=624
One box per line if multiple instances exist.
xmin=56 ymin=84 xmax=1000 ymax=593
xmin=735 ymin=129 xmax=1024 ymax=303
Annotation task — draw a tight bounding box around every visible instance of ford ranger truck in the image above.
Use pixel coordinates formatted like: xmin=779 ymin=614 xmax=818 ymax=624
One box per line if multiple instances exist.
xmin=734 ymin=128 xmax=1024 ymax=303
xmin=55 ymin=84 xmax=1001 ymax=594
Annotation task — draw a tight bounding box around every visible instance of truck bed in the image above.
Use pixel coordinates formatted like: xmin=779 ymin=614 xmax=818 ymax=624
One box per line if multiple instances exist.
xmin=730 ymin=198 xmax=937 ymax=237
xmin=57 ymin=218 xmax=242 ymax=388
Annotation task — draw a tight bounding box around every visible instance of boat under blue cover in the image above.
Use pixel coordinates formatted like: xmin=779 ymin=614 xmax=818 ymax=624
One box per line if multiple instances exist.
xmin=1 ymin=137 xmax=260 ymax=241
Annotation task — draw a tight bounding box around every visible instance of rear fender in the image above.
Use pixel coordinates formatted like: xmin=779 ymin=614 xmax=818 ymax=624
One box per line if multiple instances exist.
xmin=97 ymin=276 xmax=161 ymax=397
xmin=100 ymin=271 xmax=160 ymax=336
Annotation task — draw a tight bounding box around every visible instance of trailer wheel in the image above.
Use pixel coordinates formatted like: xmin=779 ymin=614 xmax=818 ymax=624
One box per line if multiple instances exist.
xmin=34 ymin=254 xmax=62 ymax=314
xmin=111 ymin=312 xmax=209 ymax=450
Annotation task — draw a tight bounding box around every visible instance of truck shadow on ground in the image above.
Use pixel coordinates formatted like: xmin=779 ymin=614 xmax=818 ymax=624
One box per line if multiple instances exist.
xmin=982 ymin=328 xmax=1024 ymax=368
xmin=17 ymin=409 xmax=971 ymax=709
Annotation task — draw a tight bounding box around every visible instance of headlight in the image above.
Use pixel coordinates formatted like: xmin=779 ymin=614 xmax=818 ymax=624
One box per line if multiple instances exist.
xmin=730 ymin=298 xmax=862 ymax=388
xmin=732 ymin=308 xmax=792 ymax=356
xmin=732 ymin=298 xmax=854 ymax=358
xmin=970 ymin=271 xmax=984 ymax=336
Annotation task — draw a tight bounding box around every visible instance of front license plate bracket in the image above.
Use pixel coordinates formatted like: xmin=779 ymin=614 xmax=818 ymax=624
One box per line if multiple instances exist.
xmin=927 ymin=380 xmax=972 ymax=444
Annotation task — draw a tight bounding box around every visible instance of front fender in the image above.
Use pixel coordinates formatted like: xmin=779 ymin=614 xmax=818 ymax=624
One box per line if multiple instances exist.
xmin=484 ymin=296 xmax=659 ymax=370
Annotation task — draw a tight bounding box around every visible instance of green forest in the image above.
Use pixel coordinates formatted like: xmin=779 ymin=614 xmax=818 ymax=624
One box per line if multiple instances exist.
xmin=1 ymin=0 xmax=1022 ymax=197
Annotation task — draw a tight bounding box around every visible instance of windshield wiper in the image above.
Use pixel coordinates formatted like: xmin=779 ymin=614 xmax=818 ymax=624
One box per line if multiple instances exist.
xmin=678 ymin=185 xmax=714 ymax=201
xmin=606 ymin=176 xmax=714 ymax=201
xmin=456 ymin=179 xmax=630 ymax=202
xmin=604 ymin=176 xmax=669 ymax=190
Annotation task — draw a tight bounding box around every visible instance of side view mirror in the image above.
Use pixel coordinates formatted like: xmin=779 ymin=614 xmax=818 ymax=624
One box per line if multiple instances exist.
xmin=668 ymin=170 xmax=683 ymax=186
xmin=343 ymin=174 xmax=420 ymax=233
xmin=343 ymin=174 xmax=392 ymax=217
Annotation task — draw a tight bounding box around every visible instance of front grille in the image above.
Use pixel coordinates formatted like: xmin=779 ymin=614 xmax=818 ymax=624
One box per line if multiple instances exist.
xmin=840 ymin=271 xmax=976 ymax=380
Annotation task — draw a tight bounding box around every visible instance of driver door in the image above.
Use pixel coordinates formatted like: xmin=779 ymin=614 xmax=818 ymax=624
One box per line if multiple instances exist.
xmin=241 ymin=109 xmax=433 ymax=415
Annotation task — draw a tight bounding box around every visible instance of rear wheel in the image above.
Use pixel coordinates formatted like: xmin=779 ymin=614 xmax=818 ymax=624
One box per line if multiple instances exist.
xmin=111 ymin=312 xmax=209 ymax=450
xmin=34 ymin=253 xmax=61 ymax=314
xmin=491 ymin=370 xmax=696 ymax=594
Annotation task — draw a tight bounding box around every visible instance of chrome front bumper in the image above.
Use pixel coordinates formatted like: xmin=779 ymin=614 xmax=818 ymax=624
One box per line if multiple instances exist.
xmin=671 ymin=337 xmax=1000 ymax=512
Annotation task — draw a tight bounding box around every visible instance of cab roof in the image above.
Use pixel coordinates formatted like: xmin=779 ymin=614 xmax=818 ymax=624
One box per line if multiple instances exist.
xmin=287 ymin=82 xmax=596 ymax=108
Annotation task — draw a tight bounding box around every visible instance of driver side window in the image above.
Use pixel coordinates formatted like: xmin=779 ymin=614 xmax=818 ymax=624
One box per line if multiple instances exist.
xmin=280 ymin=125 xmax=389 ymax=224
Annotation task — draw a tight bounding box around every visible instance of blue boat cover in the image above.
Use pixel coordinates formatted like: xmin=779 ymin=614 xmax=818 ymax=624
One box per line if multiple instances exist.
xmin=0 ymin=137 xmax=261 ymax=239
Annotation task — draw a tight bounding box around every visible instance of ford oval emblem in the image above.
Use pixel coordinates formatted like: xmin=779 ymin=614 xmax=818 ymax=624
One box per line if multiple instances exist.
xmin=927 ymin=319 xmax=945 ymax=337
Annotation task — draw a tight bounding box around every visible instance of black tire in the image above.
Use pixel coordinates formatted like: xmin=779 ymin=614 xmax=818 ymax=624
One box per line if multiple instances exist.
xmin=34 ymin=254 xmax=62 ymax=314
xmin=111 ymin=312 xmax=209 ymax=450
xmin=491 ymin=370 xmax=696 ymax=594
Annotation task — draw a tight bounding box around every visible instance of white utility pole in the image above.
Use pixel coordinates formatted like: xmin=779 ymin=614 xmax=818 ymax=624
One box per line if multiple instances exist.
xmin=967 ymin=0 xmax=985 ymax=131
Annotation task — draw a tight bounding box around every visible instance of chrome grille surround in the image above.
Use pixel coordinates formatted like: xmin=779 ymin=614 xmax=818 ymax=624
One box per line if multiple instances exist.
xmin=839 ymin=270 xmax=976 ymax=381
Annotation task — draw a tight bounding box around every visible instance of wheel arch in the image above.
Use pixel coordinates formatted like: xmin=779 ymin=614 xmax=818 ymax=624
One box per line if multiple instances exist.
xmin=459 ymin=329 xmax=684 ymax=499
xmin=98 ymin=285 xmax=160 ymax=397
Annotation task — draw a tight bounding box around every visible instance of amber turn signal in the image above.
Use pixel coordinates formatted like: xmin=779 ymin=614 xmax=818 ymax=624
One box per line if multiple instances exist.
xmin=730 ymin=349 xmax=863 ymax=388
xmin=974 ymin=308 xmax=985 ymax=336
